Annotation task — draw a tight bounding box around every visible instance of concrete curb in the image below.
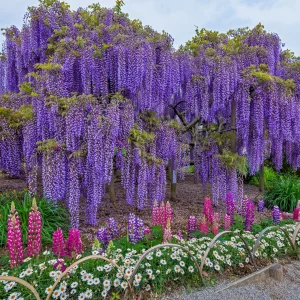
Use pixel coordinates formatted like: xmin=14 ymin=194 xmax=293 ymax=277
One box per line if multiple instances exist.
xmin=214 ymin=263 xmax=283 ymax=294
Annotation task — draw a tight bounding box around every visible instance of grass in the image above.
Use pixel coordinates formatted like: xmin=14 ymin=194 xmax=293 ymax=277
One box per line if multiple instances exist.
xmin=264 ymin=175 xmax=300 ymax=212
xmin=0 ymin=190 xmax=70 ymax=246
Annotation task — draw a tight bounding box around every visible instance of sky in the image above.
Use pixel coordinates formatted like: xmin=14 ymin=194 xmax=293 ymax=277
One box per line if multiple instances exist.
xmin=0 ymin=0 xmax=300 ymax=55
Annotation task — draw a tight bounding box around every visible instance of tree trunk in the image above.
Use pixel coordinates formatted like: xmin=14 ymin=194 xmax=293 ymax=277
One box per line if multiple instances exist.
xmin=259 ymin=164 xmax=264 ymax=192
xmin=170 ymin=169 xmax=177 ymax=201
xmin=230 ymin=100 xmax=237 ymax=153
xmin=109 ymin=172 xmax=116 ymax=204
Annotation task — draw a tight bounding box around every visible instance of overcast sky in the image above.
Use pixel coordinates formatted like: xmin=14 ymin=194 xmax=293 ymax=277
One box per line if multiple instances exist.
xmin=0 ymin=0 xmax=299 ymax=55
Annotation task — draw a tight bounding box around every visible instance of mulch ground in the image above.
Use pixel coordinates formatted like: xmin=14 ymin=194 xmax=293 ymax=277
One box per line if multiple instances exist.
xmin=0 ymin=172 xmax=271 ymax=248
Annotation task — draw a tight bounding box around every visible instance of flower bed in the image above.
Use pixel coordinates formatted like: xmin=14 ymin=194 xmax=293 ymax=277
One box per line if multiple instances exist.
xmin=0 ymin=223 xmax=299 ymax=300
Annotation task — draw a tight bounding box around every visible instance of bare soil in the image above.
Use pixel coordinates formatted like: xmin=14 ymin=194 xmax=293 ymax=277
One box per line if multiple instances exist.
xmin=0 ymin=172 xmax=269 ymax=246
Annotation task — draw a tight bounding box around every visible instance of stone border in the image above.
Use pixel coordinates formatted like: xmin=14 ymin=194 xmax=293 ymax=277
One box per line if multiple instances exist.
xmin=214 ymin=263 xmax=283 ymax=294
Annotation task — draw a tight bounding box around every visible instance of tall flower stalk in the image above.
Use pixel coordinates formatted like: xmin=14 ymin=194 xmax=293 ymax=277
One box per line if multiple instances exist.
xmin=6 ymin=202 xmax=24 ymax=268
xmin=66 ymin=228 xmax=83 ymax=258
xmin=188 ymin=216 xmax=197 ymax=238
xmin=204 ymin=198 xmax=213 ymax=224
xmin=163 ymin=218 xmax=172 ymax=243
xmin=272 ymin=206 xmax=281 ymax=225
xmin=226 ymin=193 xmax=235 ymax=225
xmin=199 ymin=215 xmax=209 ymax=235
xmin=224 ymin=214 xmax=231 ymax=231
xmin=27 ymin=198 xmax=42 ymax=257
xmin=52 ymin=228 xmax=66 ymax=257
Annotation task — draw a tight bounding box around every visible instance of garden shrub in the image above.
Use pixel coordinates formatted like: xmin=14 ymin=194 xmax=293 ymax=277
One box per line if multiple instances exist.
xmin=264 ymin=175 xmax=300 ymax=212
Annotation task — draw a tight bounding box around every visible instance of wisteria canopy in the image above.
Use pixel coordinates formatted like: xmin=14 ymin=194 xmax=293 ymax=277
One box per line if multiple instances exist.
xmin=0 ymin=0 xmax=300 ymax=227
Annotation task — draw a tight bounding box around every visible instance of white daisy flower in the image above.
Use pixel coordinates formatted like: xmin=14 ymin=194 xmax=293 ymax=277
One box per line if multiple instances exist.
xmin=25 ymin=269 xmax=33 ymax=276
xmin=214 ymin=265 xmax=220 ymax=271
xmin=87 ymin=279 xmax=94 ymax=285
xmin=114 ymin=279 xmax=120 ymax=287
xmin=81 ymin=274 xmax=89 ymax=281
xmin=71 ymin=282 xmax=78 ymax=288
xmin=174 ymin=265 xmax=180 ymax=273
xmin=101 ymin=290 xmax=107 ymax=298
xmin=45 ymin=286 xmax=52 ymax=295
xmin=59 ymin=285 xmax=66 ymax=293
xmin=103 ymin=279 xmax=111 ymax=289
xmin=85 ymin=289 xmax=93 ymax=299
xmin=93 ymin=278 xmax=100 ymax=285
xmin=8 ymin=292 xmax=21 ymax=300
xmin=121 ymin=281 xmax=128 ymax=289
xmin=134 ymin=273 xmax=142 ymax=282
xmin=145 ymin=284 xmax=151 ymax=291
xmin=160 ymin=259 xmax=167 ymax=265
xmin=70 ymin=289 xmax=76 ymax=295
xmin=78 ymin=293 xmax=86 ymax=300
xmin=5 ymin=282 xmax=16 ymax=292
xmin=60 ymin=293 xmax=67 ymax=300
xmin=19 ymin=272 xmax=26 ymax=278
xmin=116 ymin=272 xmax=123 ymax=278
xmin=39 ymin=263 xmax=47 ymax=270
xmin=96 ymin=266 xmax=103 ymax=272
xmin=188 ymin=266 xmax=194 ymax=273
xmin=80 ymin=270 xmax=87 ymax=276
xmin=52 ymin=289 xmax=61 ymax=299
xmin=23 ymin=257 xmax=31 ymax=262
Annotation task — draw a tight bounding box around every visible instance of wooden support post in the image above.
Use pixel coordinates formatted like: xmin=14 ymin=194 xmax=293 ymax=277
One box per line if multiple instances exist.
xmin=109 ymin=172 xmax=116 ymax=204
xmin=259 ymin=164 xmax=264 ymax=192
xmin=230 ymin=100 xmax=237 ymax=153
xmin=170 ymin=169 xmax=177 ymax=201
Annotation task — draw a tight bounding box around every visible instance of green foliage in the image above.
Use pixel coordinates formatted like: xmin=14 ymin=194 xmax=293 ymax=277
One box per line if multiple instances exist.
xmin=216 ymin=150 xmax=247 ymax=176
xmin=113 ymin=0 xmax=125 ymax=14
xmin=34 ymin=62 xmax=62 ymax=71
xmin=264 ymin=175 xmax=300 ymax=212
xmin=128 ymin=125 xmax=155 ymax=147
xmin=248 ymin=166 xmax=277 ymax=188
xmin=0 ymin=191 xmax=70 ymax=246
xmin=0 ymin=104 xmax=34 ymax=129
xmin=36 ymin=139 xmax=60 ymax=152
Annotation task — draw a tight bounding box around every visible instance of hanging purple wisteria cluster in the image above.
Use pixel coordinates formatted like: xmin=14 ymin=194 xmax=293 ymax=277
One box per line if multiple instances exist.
xmin=0 ymin=1 xmax=300 ymax=226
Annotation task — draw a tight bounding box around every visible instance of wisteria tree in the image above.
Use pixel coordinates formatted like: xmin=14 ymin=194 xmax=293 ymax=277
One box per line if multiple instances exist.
xmin=0 ymin=0 xmax=299 ymax=227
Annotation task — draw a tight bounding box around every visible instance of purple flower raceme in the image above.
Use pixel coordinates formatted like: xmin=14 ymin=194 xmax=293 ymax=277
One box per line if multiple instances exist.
xmin=108 ymin=217 xmax=119 ymax=239
xmin=272 ymin=206 xmax=281 ymax=225
xmin=188 ymin=216 xmax=197 ymax=238
xmin=257 ymin=200 xmax=264 ymax=213
xmin=226 ymin=193 xmax=235 ymax=225
xmin=240 ymin=197 xmax=249 ymax=218
xmin=97 ymin=227 xmax=110 ymax=248
xmin=128 ymin=213 xmax=145 ymax=244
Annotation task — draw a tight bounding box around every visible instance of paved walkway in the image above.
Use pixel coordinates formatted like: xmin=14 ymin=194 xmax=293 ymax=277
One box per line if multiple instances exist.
xmin=160 ymin=261 xmax=300 ymax=300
